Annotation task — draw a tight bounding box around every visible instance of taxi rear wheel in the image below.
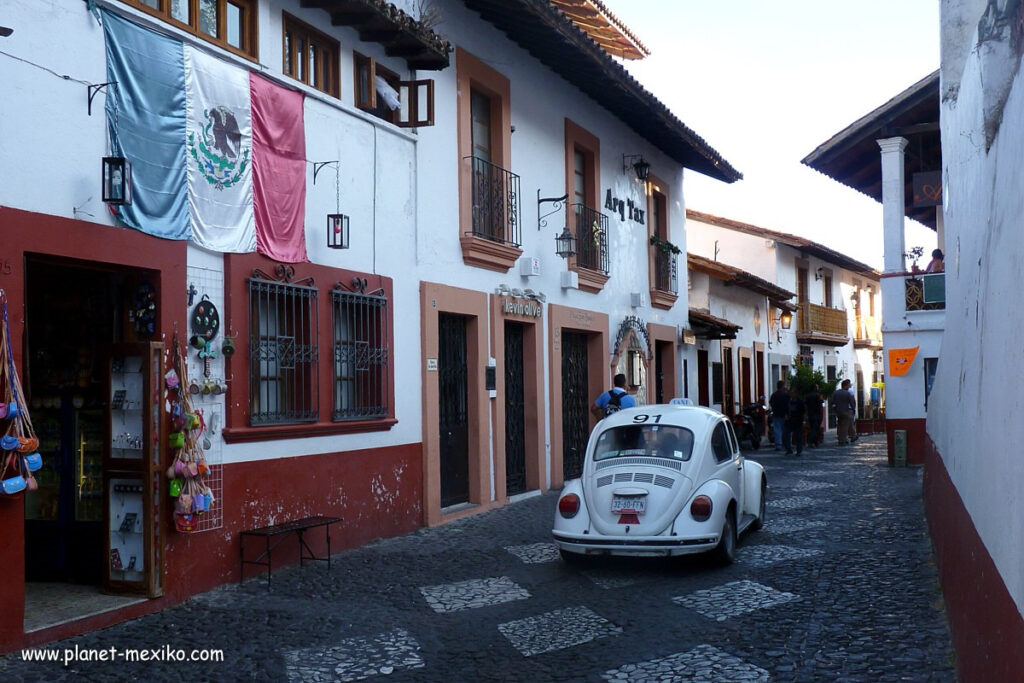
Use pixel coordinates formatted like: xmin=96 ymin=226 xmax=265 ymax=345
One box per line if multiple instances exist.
xmin=711 ymin=509 xmax=736 ymax=565
xmin=751 ymin=480 xmax=767 ymax=531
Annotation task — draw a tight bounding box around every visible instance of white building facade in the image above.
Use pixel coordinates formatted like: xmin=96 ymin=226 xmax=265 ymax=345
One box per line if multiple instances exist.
xmin=0 ymin=0 xmax=738 ymax=650
xmin=926 ymin=0 xmax=1024 ymax=677
xmin=686 ymin=211 xmax=883 ymax=431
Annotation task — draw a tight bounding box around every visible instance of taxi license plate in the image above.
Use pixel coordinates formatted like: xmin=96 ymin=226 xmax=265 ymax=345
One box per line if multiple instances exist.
xmin=611 ymin=496 xmax=646 ymax=515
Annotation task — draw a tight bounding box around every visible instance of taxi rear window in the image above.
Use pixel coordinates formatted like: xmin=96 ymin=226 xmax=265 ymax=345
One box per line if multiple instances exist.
xmin=593 ymin=424 xmax=694 ymax=462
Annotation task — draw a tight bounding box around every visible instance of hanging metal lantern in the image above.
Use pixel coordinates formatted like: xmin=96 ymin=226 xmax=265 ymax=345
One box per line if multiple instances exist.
xmin=102 ymin=156 xmax=132 ymax=205
xmin=328 ymin=213 xmax=349 ymax=249
xmin=555 ymin=226 xmax=577 ymax=259
xmin=632 ymin=157 xmax=651 ymax=181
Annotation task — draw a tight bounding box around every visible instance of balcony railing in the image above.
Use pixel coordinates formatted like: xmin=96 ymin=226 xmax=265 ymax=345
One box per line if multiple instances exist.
xmin=796 ymin=302 xmax=848 ymax=336
xmin=854 ymin=314 xmax=881 ymax=341
xmin=905 ymin=273 xmax=945 ymax=310
xmin=572 ymin=203 xmax=609 ymax=274
xmin=466 ymin=156 xmax=521 ymax=247
xmin=654 ymin=249 xmax=678 ymax=294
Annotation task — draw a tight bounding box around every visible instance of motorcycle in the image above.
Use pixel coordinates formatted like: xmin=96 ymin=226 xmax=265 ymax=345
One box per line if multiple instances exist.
xmin=729 ymin=400 xmax=767 ymax=450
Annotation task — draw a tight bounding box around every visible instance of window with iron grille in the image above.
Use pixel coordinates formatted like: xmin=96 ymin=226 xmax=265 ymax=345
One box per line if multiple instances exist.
xmin=332 ymin=288 xmax=389 ymax=420
xmin=248 ymin=276 xmax=319 ymax=425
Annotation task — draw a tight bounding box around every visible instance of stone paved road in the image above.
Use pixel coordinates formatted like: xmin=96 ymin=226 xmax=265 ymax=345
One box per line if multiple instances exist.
xmin=1 ymin=434 xmax=955 ymax=682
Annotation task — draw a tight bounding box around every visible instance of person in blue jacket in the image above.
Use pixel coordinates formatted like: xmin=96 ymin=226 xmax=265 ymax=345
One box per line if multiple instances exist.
xmin=592 ymin=373 xmax=636 ymax=418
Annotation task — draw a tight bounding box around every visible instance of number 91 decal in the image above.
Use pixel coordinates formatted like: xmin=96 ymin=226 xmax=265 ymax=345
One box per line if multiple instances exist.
xmin=632 ymin=414 xmax=663 ymax=423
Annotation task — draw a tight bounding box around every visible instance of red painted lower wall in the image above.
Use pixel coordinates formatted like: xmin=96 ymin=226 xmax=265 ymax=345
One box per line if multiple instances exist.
xmin=885 ymin=418 xmax=927 ymax=466
xmin=923 ymin=436 xmax=1024 ymax=681
xmin=1 ymin=442 xmax=422 ymax=654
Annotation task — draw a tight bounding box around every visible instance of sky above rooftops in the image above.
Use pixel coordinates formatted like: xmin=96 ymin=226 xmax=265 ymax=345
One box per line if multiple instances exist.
xmin=602 ymin=0 xmax=939 ymax=270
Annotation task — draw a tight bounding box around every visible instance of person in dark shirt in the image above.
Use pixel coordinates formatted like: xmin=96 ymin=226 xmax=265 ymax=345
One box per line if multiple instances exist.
xmin=804 ymin=389 xmax=824 ymax=448
xmin=782 ymin=387 xmax=805 ymax=456
xmin=768 ymin=381 xmax=790 ymax=450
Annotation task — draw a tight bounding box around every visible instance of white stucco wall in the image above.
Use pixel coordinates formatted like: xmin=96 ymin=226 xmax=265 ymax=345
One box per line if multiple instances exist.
xmin=687 ymin=219 xmax=882 ymax=404
xmin=1 ymin=0 xmax=430 ymax=465
xmin=2 ymin=0 xmax=710 ymax=490
xmin=930 ymin=0 xmax=1024 ymax=615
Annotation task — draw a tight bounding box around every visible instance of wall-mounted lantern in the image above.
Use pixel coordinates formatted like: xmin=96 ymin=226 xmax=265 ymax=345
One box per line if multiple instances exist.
xmin=102 ymin=156 xmax=132 ymax=205
xmin=622 ymin=154 xmax=651 ymax=181
xmin=628 ymin=349 xmax=644 ymax=388
xmin=555 ymin=226 xmax=577 ymax=259
xmin=328 ymin=213 xmax=350 ymax=249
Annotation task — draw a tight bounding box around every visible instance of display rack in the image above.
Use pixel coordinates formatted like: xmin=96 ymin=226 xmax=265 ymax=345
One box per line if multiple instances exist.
xmin=107 ymin=477 xmax=145 ymax=582
xmin=103 ymin=342 xmax=164 ymax=597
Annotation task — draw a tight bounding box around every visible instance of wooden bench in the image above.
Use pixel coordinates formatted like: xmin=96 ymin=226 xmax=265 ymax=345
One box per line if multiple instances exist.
xmin=239 ymin=515 xmax=342 ymax=587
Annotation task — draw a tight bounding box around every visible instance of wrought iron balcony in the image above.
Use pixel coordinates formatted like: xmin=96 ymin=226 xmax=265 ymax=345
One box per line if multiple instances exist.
xmin=654 ymin=249 xmax=678 ymax=294
xmin=466 ymin=156 xmax=521 ymax=247
xmin=905 ymin=273 xmax=945 ymax=310
xmin=796 ymin=302 xmax=848 ymax=337
xmin=572 ymin=203 xmax=609 ymax=274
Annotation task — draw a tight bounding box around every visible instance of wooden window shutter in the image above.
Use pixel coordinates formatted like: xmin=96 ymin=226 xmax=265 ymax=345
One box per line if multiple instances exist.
xmin=397 ymin=79 xmax=434 ymax=127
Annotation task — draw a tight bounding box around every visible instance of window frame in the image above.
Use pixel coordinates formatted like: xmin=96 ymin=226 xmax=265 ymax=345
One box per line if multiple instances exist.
xmin=646 ymin=172 xmax=678 ymax=308
xmin=222 ymin=255 xmax=397 ymax=443
xmin=282 ymin=12 xmax=340 ymax=98
xmin=248 ymin=274 xmax=320 ymax=427
xmin=563 ymin=119 xmax=608 ymax=291
xmin=354 ymin=52 xmax=434 ymax=127
xmin=456 ymin=47 xmax=519 ymax=271
xmin=331 ymin=287 xmax=390 ymax=421
xmin=121 ymin=0 xmax=258 ymax=60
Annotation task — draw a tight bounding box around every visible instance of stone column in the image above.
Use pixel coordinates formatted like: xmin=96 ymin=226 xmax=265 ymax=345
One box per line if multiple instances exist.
xmin=878 ymin=137 xmax=908 ymax=274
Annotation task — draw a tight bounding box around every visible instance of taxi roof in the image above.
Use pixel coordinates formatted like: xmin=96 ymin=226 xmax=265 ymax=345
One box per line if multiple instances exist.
xmin=598 ymin=404 xmax=724 ymax=434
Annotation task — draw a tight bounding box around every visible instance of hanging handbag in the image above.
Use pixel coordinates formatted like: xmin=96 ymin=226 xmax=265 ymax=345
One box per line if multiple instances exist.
xmin=0 ymin=453 xmax=25 ymax=495
xmin=23 ymin=453 xmax=42 ymax=472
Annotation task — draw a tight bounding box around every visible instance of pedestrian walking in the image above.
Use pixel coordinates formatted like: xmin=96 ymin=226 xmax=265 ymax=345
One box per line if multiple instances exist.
xmin=592 ymin=373 xmax=636 ymax=419
xmin=768 ymin=380 xmax=790 ymax=450
xmin=783 ymin=387 xmax=805 ymax=455
xmin=804 ymin=388 xmax=823 ymax=448
xmin=831 ymin=379 xmax=858 ymax=445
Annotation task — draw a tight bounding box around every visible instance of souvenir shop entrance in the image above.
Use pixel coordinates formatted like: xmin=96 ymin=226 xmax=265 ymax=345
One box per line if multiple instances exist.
xmin=22 ymin=258 xmax=159 ymax=613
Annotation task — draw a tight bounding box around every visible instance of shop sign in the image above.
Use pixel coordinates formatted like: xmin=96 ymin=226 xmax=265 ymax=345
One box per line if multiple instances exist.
xmin=912 ymin=171 xmax=942 ymax=207
xmin=501 ymin=298 xmax=542 ymax=318
xmin=604 ymin=188 xmax=645 ymax=225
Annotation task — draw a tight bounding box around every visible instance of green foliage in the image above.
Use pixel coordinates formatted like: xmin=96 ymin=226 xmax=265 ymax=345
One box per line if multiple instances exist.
xmin=649 ymin=235 xmax=682 ymax=255
xmin=787 ymin=361 xmax=842 ymax=399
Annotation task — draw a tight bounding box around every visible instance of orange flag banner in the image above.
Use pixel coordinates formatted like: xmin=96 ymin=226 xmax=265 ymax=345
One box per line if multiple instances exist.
xmin=888 ymin=347 xmax=920 ymax=377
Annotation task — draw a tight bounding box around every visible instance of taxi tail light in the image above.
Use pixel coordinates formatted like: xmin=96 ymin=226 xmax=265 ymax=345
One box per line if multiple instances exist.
xmin=558 ymin=493 xmax=580 ymax=518
xmin=690 ymin=495 xmax=712 ymax=522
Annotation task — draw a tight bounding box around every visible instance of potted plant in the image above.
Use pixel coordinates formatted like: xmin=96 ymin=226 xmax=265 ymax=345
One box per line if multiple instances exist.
xmin=904 ymin=246 xmax=924 ymax=273
xmin=649 ymin=235 xmax=681 ymax=255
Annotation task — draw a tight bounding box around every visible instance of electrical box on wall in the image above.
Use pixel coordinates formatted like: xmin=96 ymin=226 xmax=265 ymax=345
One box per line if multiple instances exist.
xmin=630 ymin=292 xmax=646 ymax=308
xmin=519 ymin=256 xmax=541 ymax=277
xmin=560 ymin=271 xmax=579 ymax=289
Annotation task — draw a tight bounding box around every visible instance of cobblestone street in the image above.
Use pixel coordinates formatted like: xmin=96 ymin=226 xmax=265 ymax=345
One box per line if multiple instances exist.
xmin=1 ymin=434 xmax=955 ymax=682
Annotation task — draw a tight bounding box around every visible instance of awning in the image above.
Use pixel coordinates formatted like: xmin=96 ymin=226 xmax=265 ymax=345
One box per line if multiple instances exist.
xmin=689 ymin=309 xmax=741 ymax=340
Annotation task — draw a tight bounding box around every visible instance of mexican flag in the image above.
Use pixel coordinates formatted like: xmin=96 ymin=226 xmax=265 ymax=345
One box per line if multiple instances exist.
xmin=102 ymin=10 xmax=307 ymax=262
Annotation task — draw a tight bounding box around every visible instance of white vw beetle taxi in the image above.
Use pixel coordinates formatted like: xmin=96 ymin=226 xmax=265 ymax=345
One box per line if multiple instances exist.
xmin=553 ymin=403 xmax=766 ymax=564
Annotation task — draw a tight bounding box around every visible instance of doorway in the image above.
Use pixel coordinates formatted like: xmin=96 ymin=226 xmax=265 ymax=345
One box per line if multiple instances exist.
xmin=504 ymin=322 xmax=526 ymax=497
xmin=23 ymin=258 xmax=153 ymax=628
xmin=23 ymin=260 xmax=132 ymax=584
xmin=697 ymin=349 xmax=710 ymax=407
xmin=438 ymin=313 xmax=470 ymax=508
xmin=560 ymin=331 xmax=589 ymax=480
